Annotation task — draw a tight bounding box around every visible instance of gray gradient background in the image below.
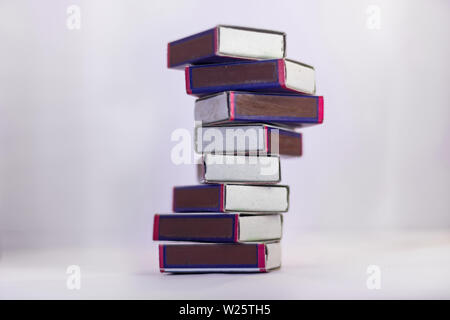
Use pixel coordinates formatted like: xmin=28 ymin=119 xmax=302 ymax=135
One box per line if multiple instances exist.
xmin=1 ymin=0 xmax=449 ymax=253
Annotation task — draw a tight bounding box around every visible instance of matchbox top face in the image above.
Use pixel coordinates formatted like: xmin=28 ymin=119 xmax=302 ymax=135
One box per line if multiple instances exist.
xmin=168 ymin=26 xmax=286 ymax=68
xmin=153 ymin=213 xmax=282 ymax=243
xmin=185 ymin=59 xmax=316 ymax=96
xmin=172 ymin=184 xmax=289 ymax=213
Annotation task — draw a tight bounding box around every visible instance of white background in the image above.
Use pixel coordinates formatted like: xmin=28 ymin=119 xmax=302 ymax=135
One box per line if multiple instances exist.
xmin=0 ymin=0 xmax=449 ymax=299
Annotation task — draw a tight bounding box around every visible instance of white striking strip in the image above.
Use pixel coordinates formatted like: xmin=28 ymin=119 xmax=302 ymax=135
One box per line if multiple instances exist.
xmin=218 ymin=26 xmax=285 ymax=59
xmin=203 ymin=154 xmax=280 ymax=183
xmin=285 ymin=60 xmax=316 ymax=94
xmin=195 ymin=92 xmax=229 ymax=123
xmin=265 ymin=242 xmax=282 ymax=270
xmin=225 ymin=185 xmax=288 ymax=212
xmin=238 ymin=215 xmax=282 ymax=242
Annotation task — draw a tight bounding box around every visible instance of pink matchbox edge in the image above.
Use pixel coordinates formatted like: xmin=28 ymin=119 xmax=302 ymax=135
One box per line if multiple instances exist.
xmin=277 ymin=59 xmax=286 ymax=88
xmin=234 ymin=214 xmax=239 ymax=242
xmin=152 ymin=214 xmax=160 ymax=241
xmin=185 ymin=67 xmax=192 ymax=94
xmin=229 ymin=92 xmax=235 ymax=121
xmin=318 ymin=96 xmax=324 ymax=123
xmin=159 ymin=244 xmax=164 ymax=273
xmin=214 ymin=26 xmax=219 ymax=54
xmin=257 ymin=244 xmax=266 ymax=272
xmin=166 ymin=43 xmax=171 ymax=68
xmin=219 ymin=184 xmax=225 ymax=212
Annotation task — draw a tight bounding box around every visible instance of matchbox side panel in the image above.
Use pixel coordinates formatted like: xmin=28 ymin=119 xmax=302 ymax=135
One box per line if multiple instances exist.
xmin=168 ymin=27 xmax=256 ymax=69
xmin=186 ymin=59 xmax=284 ymax=96
xmin=230 ymin=91 xmax=324 ymax=125
xmin=172 ymin=184 xmax=225 ymax=212
xmin=152 ymin=214 xmax=239 ymax=243
xmin=167 ymin=28 xmax=218 ymax=69
xmin=266 ymin=128 xmax=302 ymax=156
xmin=159 ymin=243 xmax=267 ymax=273
xmin=186 ymin=59 xmax=318 ymax=96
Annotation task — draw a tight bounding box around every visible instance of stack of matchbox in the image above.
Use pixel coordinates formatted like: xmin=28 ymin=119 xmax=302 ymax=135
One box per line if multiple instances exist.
xmin=153 ymin=26 xmax=323 ymax=273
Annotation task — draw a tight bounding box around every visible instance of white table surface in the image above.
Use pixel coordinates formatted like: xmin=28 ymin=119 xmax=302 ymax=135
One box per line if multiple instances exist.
xmin=1 ymin=230 xmax=449 ymax=299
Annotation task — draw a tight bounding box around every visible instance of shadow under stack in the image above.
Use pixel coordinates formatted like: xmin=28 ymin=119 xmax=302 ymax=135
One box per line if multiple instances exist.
xmin=153 ymin=25 xmax=324 ymax=273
